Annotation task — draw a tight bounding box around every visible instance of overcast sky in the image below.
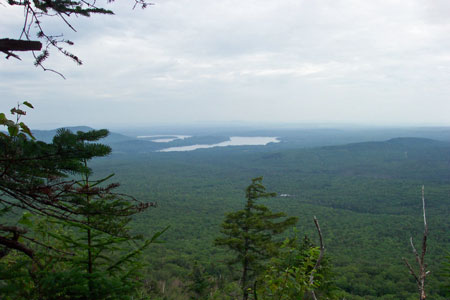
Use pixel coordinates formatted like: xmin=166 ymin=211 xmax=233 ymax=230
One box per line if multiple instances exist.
xmin=2 ymin=0 xmax=450 ymax=129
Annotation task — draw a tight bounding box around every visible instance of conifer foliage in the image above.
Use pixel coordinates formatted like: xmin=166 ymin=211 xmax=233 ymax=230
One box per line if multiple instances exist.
xmin=0 ymin=104 xmax=157 ymax=299
xmin=215 ymin=177 xmax=298 ymax=300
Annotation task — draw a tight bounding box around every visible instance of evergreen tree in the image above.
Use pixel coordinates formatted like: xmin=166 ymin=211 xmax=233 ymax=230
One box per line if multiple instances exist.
xmin=186 ymin=262 xmax=211 ymax=300
xmin=0 ymin=106 xmax=159 ymax=299
xmin=215 ymin=177 xmax=298 ymax=300
xmin=39 ymin=129 xmax=156 ymax=299
xmin=0 ymin=105 xmax=150 ymax=259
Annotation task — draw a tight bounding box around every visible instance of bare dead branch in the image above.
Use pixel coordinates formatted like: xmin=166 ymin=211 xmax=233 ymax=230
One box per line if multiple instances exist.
xmin=2 ymin=50 xmax=22 ymax=60
xmin=0 ymin=235 xmax=34 ymax=259
xmin=420 ymin=185 xmax=428 ymax=263
xmin=32 ymin=60 xmax=67 ymax=79
xmin=21 ymin=235 xmax=74 ymax=256
xmin=57 ymin=12 xmax=78 ymax=32
xmin=403 ymin=257 xmax=420 ymax=284
xmin=411 ymin=237 xmax=421 ymax=266
xmin=0 ymin=224 xmax=28 ymax=258
xmin=310 ymin=216 xmax=325 ymax=300
xmin=0 ymin=225 xmax=27 ymax=235
xmin=403 ymin=185 xmax=429 ymax=300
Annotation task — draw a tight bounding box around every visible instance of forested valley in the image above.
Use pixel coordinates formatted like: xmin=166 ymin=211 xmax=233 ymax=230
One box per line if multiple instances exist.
xmin=1 ymin=116 xmax=449 ymax=299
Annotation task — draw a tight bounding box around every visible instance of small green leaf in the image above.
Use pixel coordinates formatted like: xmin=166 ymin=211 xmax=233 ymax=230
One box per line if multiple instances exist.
xmin=22 ymin=101 xmax=34 ymax=109
xmin=19 ymin=122 xmax=35 ymax=140
xmin=0 ymin=113 xmax=7 ymax=125
xmin=8 ymin=125 xmax=19 ymax=137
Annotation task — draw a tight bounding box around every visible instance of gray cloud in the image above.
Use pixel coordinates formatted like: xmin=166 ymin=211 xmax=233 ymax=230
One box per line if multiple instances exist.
xmin=2 ymin=0 xmax=450 ymax=128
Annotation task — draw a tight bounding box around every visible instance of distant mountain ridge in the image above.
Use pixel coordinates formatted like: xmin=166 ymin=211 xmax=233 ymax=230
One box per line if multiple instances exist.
xmin=29 ymin=126 xmax=450 ymax=155
xmin=321 ymin=137 xmax=449 ymax=151
xmin=386 ymin=137 xmax=444 ymax=145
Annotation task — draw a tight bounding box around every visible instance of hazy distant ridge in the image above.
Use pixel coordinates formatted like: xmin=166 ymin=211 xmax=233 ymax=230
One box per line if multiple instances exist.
xmin=30 ymin=126 xmax=450 ymax=154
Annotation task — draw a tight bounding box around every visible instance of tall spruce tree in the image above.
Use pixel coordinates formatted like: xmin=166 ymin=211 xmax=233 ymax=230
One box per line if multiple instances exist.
xmin=0 ymin=105 xmax=150 ymax=259
xmin=0 ymin=105 xmax=159 ymax=299
xmin=39 ymin=129 xmax=156 ymax=300
xmin=215 ymin=177 xmax=298 ymax=300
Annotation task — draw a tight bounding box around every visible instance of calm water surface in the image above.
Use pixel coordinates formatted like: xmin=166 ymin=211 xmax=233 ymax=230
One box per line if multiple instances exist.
xmin=158 ymin=136 xmax=279 ymax=152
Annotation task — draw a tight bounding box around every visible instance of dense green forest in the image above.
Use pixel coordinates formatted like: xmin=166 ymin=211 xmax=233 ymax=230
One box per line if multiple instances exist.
xmin=85 ymin=130 xmax=450 ymax=299
xmin=1 ymin=123 xmax=450 ymax=299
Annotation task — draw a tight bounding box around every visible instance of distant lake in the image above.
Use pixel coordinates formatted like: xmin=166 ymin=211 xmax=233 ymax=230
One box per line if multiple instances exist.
xmin=158 ymin=136 xmax=280 ymax=152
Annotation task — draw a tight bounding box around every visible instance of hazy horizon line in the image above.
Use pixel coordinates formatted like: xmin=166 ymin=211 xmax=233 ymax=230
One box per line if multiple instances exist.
xmin=29 ymin=121 xmax=450 ymax=131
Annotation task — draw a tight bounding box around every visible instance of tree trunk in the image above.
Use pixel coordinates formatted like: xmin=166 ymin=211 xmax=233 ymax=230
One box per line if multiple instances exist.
xmin=242 ymin=236 xmax=249 ymax=300
xmin=242 ymin=257 xmax=248 ymax=300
